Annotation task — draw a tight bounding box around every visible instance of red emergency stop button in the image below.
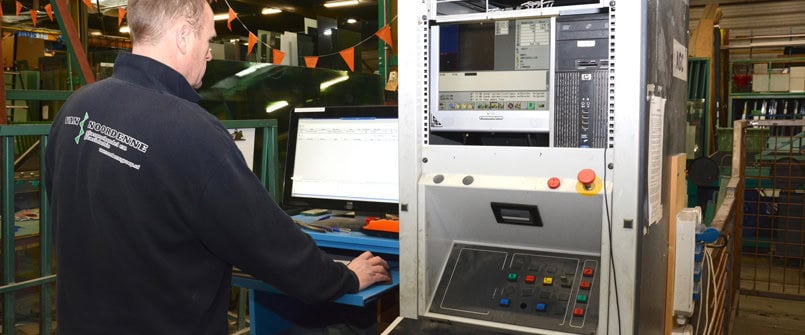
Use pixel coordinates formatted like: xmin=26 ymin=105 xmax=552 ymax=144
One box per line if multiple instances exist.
xmin=577 ymin=169 xmax=596 ymax=186
xmin=573 ymin=307 xmax=585 ymax=317
xmin=548 ymin=177 xmax=561 ymax=189
xmin=583 ymin=267 xmax=594 ymax=277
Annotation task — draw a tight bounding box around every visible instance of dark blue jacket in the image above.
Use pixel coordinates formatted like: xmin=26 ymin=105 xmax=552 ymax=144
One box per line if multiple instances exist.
xmin=45 ymin=52 xmax=358 ymax=335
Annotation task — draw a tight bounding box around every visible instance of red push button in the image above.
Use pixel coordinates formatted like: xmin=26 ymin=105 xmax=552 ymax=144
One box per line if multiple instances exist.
xmin=573 ymin=307 xmax=585 ymax=317
xmin=583 ymin=267 xmax=594 ymax=277
xmin=525 ymin=275 xmax=536 ymax=284
xmin=577 ymin=169 xmax=596 ymax=186
xmin=547 ymin=177 xmax=561 ymax=189
xmin=580 ymin=281 xmax=591 ymax=290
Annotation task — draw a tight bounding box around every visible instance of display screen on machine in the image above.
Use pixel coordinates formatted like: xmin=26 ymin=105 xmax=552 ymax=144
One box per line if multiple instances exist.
xmin=435 ymin=18 xmax=552 ymax=132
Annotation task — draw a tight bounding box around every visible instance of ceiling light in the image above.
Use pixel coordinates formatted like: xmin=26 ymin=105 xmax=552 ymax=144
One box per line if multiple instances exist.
xmin=320 ymin=75 xmax=349 ymax=91
xmin=235 ymin=63 xmax=271 ymax=78
xmin=323 ymin=29 xmax=333 ymax=36
xmin=119 ymin=26 xmax=130 ymax=33
xmin=324 ymin=0 xmax=360 ymax=8
xmin=213 ymin=13 xmax=230 ymax=21
xmin=261 ymin=8 xmax=281 ymax=15
xmin=265 ymin=101 xmax=289 ymax=114
xmin=346 ymin=18 xmax=357 ymax=24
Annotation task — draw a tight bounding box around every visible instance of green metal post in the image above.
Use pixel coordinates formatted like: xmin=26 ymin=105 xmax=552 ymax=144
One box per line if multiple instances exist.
xmin=39 ymin=135 xmax=52 ymax=335
xmin=49 ymin=0 xmax=96 ymax=85
xmin=266 ymin=126 xmax=279 ymax=200
xmin=378 ymin=0 xmax=386 ymax=85
xmin=2 ymin=136 xmax=17 ymax=335
xmin=377 ymin=0 xmax=393 ymax=87
xmin=259 ymin=128 xmax=270 ymax=190
xmin=237 ymin=287 xmax=248 ymax=330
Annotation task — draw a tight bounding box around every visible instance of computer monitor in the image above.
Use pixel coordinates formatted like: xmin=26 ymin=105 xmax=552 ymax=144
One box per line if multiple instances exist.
xmin=282 ymin=105 xmax=399 ymax=217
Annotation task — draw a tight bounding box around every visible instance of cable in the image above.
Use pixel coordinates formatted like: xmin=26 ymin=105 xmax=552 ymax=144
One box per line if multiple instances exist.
xmin=695 ymin=288 xmax=703 ymax=335
xmin=703 ymin=253 xmax=709 ymax=335
xmin=603 ymin=145 xmax=622 ymax=335
xmin=95 ymin=0 xmax=106 ymax=35
xmin=704 ymin=247 xmax=721 ymax=335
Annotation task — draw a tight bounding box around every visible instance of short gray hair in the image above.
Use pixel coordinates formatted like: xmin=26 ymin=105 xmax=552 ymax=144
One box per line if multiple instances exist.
xmin=127 ymin=0 xmax=210 ymax=45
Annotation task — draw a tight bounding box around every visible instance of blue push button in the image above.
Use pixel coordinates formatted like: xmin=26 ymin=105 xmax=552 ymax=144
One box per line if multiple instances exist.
xmin=535 ymin=303 xmax=547 ymax=312
xmin=499 ymin=298 xmax=510 ymax=307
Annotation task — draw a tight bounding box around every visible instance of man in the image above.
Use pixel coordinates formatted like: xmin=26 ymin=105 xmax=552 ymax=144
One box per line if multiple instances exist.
xmin=45 ymin=1 xmax=390 ymax=334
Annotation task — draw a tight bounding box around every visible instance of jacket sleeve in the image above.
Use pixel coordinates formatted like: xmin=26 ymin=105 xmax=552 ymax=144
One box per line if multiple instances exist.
xmin=188 ymin=132 xmax=359 ymax=304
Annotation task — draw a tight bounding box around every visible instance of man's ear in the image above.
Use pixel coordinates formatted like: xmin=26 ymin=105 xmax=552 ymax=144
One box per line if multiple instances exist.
xmin=176 ymin=23 xmax=191 ymax=55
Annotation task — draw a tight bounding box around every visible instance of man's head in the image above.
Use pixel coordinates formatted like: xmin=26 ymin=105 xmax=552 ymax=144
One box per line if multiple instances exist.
xmin=128 ymin=0 xmax=217 ymax=88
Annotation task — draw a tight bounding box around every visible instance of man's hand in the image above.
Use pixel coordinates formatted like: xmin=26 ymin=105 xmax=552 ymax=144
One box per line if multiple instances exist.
xmin=347 ymin=251 xmax=391 ymax=291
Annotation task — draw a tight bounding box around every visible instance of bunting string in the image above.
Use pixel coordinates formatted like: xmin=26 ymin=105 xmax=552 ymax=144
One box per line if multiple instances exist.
xmin=222 ymin=0 xmax=396 ymax=71
xmin=12 ymin=0 xmax=396 ymax=72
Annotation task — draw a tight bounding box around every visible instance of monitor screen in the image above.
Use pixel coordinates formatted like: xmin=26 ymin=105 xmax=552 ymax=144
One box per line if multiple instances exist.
xmin=433 ymin=18 xmax=553 ymax=132
xmin=283 ymin=105 xmax=399 ymax=216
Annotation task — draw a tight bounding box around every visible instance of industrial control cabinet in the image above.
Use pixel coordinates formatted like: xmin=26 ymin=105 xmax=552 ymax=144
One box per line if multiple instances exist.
xmin=393 ymin=0 xmax=689 ymax=334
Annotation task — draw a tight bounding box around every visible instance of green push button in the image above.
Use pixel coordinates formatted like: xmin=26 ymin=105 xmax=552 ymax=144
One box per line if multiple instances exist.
xmin=577 ymin=294 xmax=588 ymax=303
xmin=507 ymin=273 xmax=518 ymax=281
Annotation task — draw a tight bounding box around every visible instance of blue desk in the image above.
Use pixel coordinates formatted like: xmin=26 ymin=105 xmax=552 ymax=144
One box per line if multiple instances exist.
xmin=303 ymin=230 xmax=400 ymax=256
xmin=232 ymin=269 xmax=399 ymax=308
xmin=231 ymin=218 xmax=400 ymax=334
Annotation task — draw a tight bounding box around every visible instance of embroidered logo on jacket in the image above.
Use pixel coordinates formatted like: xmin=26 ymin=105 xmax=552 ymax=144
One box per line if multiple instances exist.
xmin=74 ymin=112 xmax=89 ymax=144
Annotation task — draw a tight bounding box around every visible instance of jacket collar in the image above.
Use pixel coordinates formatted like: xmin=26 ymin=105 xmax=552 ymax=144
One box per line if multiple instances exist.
xmin=112 ymin=52 xmax=201 ymax=103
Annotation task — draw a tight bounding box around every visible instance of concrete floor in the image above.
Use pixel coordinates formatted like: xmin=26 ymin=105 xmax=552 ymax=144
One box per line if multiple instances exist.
xmin=731 ymin=295 xmax=805 ymax=335
xmin=11 ymin=295 xmax=805 ymax=335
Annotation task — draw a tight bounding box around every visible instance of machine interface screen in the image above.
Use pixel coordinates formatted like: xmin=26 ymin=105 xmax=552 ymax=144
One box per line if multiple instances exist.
xmin=434 ymin=17 xmax=553 ymax=132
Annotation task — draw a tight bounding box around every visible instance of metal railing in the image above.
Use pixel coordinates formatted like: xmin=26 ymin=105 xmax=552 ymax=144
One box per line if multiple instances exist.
xmin=0 ymin=119 xmax=278 ymax=334
xmin=738 ymin=119 xmax=805 ymax=299
xmin=701 ymin=120 xmax=746 ymax=335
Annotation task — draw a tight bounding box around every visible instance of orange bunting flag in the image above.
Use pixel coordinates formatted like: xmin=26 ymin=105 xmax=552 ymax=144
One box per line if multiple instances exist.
xmin=30 ymin=10 xmax=37 ymax=27
xmin=227 ymin=7 xmax=237 ymax=32
xmin=118 ymin=7 xmax=127 ymax=27
xmin=45 ymin=4 xmax=53 ymax=22
xmin=82 ymin=0 xmax=93 ymax=10
xmin=16 ymin=1 xmax=22 ymax=16
xmin=247 ymin=32 xmax=258 ymax=56
xmin=375 ymin=25 xmax=394 ymax=49
xmin=272 ymin=49 xmax=286 ymax=65
xmin=304 ymin=56 xmax=319 ymax=69
xmin=339 ymin=48 xmax=355 ymax=72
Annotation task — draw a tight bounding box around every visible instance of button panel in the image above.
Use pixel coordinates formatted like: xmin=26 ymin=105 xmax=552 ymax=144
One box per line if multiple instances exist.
xmin=429 ymin=243 xmax=600 ymax=334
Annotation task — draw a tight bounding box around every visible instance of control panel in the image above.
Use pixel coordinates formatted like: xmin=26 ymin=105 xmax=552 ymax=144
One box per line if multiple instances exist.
xmin=429 ymin=243 xmax=600 ymax=334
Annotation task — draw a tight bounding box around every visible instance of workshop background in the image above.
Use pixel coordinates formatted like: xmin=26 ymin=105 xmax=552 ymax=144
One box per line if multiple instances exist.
xmin=0 ymin=0 xmax=804 ymax=334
